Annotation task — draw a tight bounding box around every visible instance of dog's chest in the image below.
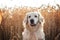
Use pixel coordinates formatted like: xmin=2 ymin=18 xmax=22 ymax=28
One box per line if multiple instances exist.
xmin=29 ymin=32 xmax=39 ymax=40
xmin=27 ymin=32 xmax=43 ymax=40
xmin=23 ymin=29 xmax=44 ymax=40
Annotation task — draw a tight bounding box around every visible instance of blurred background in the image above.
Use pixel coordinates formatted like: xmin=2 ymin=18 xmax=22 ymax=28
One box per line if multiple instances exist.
xmin=0 ymin=0 xmax=60 ymax=40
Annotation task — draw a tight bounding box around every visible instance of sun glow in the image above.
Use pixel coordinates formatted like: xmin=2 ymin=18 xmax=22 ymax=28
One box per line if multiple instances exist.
xmin=0 ymin=0 xmax=60 ymax=8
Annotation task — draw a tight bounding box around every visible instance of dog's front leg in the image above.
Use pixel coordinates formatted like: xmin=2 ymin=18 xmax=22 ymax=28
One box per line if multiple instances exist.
xmin=23 ymin=38 xmax=28 ymax=40
xmin=23 ymin=37 xmax=29 ymax=40
xmin=38 ymin=38 xmax=45 ymax=40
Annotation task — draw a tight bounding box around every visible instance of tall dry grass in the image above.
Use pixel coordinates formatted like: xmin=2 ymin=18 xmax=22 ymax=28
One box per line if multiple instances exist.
xmin=0 ymin=4 xmax=60 ymax=40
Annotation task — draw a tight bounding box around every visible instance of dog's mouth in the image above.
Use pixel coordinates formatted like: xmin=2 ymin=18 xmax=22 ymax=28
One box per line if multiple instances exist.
xmin=30 ymin=24 xmax=36 ymax=26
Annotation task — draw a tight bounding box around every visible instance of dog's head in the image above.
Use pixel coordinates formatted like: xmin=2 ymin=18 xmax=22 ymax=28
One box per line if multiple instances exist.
xmin=23 ymin=12 xmax=44 ymax=31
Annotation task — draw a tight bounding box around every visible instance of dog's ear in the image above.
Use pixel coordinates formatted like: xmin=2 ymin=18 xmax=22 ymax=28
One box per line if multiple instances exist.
xmin=38 ymin=13 xmax=44 ymax=24
xmin=23 ymin=14 xmax=28 ymax=27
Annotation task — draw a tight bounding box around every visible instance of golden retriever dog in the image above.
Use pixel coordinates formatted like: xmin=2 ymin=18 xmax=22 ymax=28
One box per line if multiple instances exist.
xmin=22 ymin=12 xmax=45 ymax=40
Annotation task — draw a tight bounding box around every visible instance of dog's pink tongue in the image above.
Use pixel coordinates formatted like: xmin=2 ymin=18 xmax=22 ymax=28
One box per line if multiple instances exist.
xmin=29 ymin=33 xmax=37 ymax=40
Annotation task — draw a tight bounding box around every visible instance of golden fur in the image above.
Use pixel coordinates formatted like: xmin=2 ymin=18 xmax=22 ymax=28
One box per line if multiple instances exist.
xmin=22 ymin=12 xmax=45 ymax=40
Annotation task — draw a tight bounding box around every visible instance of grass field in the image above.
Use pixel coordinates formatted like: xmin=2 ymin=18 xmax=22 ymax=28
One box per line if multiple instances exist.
xmin=0 ymin=4 xmax=60 ymax=40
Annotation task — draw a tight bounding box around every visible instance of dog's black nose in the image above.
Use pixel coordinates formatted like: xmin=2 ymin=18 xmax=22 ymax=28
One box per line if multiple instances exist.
xmin=30 ymin=19 xmax=34 ymax=24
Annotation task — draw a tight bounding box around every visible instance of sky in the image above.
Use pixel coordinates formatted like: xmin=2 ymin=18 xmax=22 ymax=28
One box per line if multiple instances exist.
xmin=0 ymin=0 xmax=60 ymax=8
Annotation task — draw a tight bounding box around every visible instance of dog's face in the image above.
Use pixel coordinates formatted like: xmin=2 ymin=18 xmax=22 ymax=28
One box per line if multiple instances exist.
xmin=27 ymin=12 xmax=39 ymax=26
xmin=23 ymin=12 xmax=44 ymax=27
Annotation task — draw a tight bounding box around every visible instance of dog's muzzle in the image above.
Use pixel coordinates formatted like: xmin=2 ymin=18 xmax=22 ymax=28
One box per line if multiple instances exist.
xmin=30 ymin=19 xmax=36 ymax=26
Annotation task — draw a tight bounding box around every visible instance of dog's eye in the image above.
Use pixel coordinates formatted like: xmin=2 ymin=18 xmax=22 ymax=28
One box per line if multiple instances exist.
xmin=35 ymin=15 xmax=37 ymax=17
xmin=29 ymin=16 xmax=31 ymax=18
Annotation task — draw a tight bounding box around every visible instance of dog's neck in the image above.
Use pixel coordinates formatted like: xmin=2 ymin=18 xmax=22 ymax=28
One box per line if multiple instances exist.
xmin=26 ymin=23 xmax=43 ymax=33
